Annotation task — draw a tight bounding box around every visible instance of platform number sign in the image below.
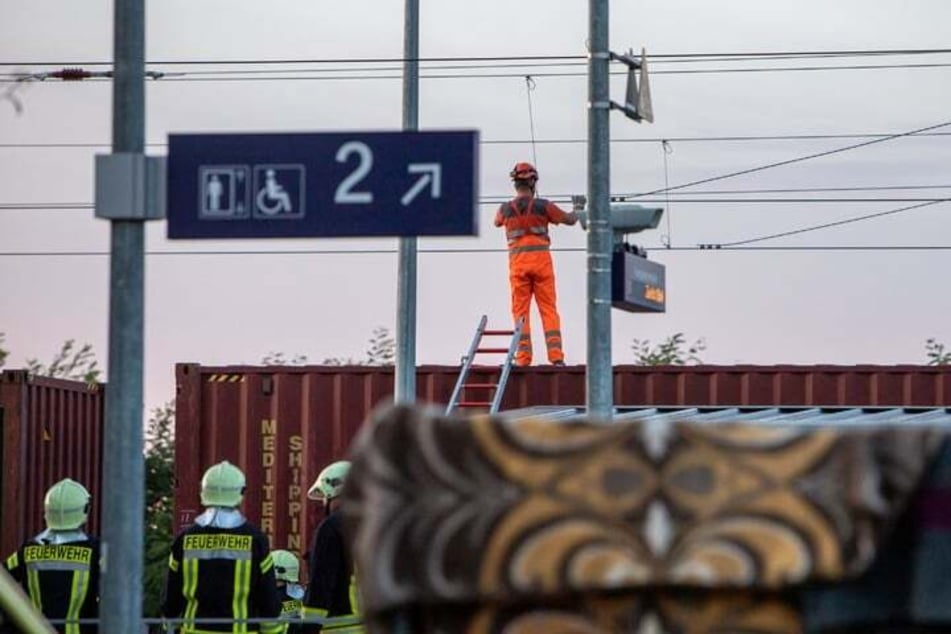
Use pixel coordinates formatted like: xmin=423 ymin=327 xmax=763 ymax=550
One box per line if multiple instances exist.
xmin=167 ymin=131 xmax=479 ymax=239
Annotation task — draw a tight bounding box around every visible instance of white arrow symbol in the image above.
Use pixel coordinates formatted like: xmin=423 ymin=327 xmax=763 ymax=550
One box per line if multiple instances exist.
xmin=400 ymin=163 xmax=441 ymax=206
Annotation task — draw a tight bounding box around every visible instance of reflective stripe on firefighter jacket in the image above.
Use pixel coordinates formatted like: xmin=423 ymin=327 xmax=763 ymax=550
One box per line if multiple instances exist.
xmin=276 ymin=584 xmax=303 ymax=634
xmin=494 ymin=195 xmax=575 ymax=365
xmin=4 ymin=534 xmax=100 ymax=634
xmin=162 ymin=521 xmax=283 ymax=634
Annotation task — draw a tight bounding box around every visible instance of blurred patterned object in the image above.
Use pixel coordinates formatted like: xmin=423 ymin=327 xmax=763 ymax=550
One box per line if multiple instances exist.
xmin=343 ymin=404 xmax=946 ymax=633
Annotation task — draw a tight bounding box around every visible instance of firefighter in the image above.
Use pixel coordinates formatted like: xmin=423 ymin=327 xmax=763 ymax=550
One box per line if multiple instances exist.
xmin=272 ymin=550 xmax=303 ymax=634
xmin=495 ymin=161 xmax=579 ymax=366
xmin=163 ymin=461 xmax=282 ymax=634
xmin=302 ymin=461 xmax=361 ymax=633
xmin=3 ymin=478 xmax=100 ymax=634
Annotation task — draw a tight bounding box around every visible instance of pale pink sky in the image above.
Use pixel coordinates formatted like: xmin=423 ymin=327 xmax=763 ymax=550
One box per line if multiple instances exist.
xmin=2 ymin=0 xmax=951 ymax=413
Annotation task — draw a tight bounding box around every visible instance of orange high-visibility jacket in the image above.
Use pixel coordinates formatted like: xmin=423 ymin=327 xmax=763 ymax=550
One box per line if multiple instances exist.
xmin=494 ymin=195 xmax=575 ymax=253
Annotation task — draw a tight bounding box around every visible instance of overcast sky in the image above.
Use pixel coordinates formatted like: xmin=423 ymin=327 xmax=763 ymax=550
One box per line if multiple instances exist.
xmin=2 ymin=0 xmax=951 ymax=412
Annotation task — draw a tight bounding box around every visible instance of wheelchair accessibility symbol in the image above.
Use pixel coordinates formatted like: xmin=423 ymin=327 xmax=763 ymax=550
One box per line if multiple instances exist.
xmin=252 ymin=165 xmax=305 ymax=219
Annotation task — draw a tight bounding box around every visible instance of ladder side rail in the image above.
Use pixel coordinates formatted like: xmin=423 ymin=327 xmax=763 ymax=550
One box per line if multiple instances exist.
xmin=490 ymin=317 xmax=524 ymax=414
xmin=446 ymin=315 xmax=489 ymax=415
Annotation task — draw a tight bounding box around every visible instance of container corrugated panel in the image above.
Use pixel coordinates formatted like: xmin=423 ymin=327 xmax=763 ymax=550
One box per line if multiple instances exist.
xmin=610 ymin=365 xmax=951 ymax=407
xmin=0 ymin=370 xmax=105 ymax=556
xmin=174 ymin=362 xmax=951 ymax=555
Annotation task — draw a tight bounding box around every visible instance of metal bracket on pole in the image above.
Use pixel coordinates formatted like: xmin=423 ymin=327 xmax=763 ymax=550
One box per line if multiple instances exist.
xmin=609 ymin=50 xmax=642 ymax=68
xmin=607 ymin=48 xmax=653 ymax=123
xmin=94 ymin=153 xmax=167 ymax=220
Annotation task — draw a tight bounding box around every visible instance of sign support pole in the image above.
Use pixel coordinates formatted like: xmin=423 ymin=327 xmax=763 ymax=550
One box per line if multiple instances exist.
xmin=101 ymin=0 xmax=146 ymax=629
xmin=587 ymin=0 xmax=613 ymax=420
xmin=396 ymin=0 xmax=420 ymax=403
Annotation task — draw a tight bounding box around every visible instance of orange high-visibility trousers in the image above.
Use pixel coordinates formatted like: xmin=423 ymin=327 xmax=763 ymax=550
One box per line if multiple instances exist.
xmin=509 ymin=249 xmax=564 ymax=365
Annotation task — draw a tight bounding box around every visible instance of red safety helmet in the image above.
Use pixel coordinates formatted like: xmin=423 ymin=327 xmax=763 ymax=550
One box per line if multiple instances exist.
xmin=509 ymin=162 xmax=539 ymax=182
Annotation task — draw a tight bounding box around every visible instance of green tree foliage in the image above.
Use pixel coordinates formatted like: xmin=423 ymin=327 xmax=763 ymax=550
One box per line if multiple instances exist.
xmin=26 ymin=339 xmax=101 ymax=383
xmin=925 ymin=338 xmax=951 ymax=366
xmin=631 ymin=333 xmax=706 ymax=365
xmin=0 ymin=332 xmax=8 ymax=369
xmin=320 ymin=355 xmax=358 ymax=365
xmin=143 ymin=401 xmax=175 ymax=617
xmin=268 ymin=326 xmax=396 ymax=366
xmin=261 ymin=351 xmax=309 ymax=365
xmin=365 ymin=326 xmax=395 ymax=366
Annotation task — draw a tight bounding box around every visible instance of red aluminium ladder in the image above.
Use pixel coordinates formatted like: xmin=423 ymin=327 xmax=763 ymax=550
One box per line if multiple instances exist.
xmin=445 ymin=315 xmax=524 ymax=416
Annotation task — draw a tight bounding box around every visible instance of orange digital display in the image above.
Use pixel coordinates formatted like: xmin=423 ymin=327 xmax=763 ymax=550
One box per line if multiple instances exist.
xmin=644 ymin=285 xmax=665 ymax=304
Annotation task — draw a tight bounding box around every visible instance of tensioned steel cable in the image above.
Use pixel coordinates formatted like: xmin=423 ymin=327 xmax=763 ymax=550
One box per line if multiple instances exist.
xmin=4 ymin=52 xmax=943 ymax=79
xmin=661 ymin=140 xmax=674 ymax=247
xmin=524 ymin=75 xmax=539 ymax=168
xmin=8 ymin=62 xmax=947 ymax=82
xmin=3 ymin=47 xmax=951 ymax=66
xmin=4 ymin=196 xmax=951 ymax=211
xmin=707 ymin=199 xmax=950 ymax=248
xmin=628 ymin=118 xmax=951 ymax=198
xmin=4 ymin=61 xmax=951 ymax=83
xmin=5 ymin=245 xmax=951 ymax=257
xmin=3 ymin=132 xmax=950 ymax=149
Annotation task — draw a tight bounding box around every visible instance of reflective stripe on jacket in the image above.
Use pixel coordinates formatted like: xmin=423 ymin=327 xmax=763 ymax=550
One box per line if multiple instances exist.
xmin=494 ymin=196 xmax=575 ymax=252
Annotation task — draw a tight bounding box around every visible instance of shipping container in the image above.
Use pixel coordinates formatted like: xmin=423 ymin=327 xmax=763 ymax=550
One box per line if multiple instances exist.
xmin=173 ymin=362 xmax=951 ymax=557
xmin=0 ymin=370 xmax=105 ymax=557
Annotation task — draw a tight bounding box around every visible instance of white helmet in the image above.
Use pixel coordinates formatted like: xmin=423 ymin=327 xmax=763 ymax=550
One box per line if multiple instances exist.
xmin=271 ymin=549 xmax=300 ymax=583
xmin=200 ymin=461 xmax=246 ymax=507
xmin=307 ymin=461 xmax=351 ymax=501
xmin=44 ymin=478 xmax=91 ymax=530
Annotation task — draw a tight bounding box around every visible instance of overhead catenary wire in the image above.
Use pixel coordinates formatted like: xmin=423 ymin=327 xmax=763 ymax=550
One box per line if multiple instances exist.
xmin=6 ymin=47 xmax=951 ymax=83
xmin=629 ymin=118 xmax=951 ymax=198
xmin=6 ymin=244 xmax=951 ymax=257
xmin=705 ymin=199 xmax=951 ymax=248
xmin=5 ymin=61 xmax=950 ymax=83
xmin=524 ymin=75 xmax=539 ymax=168
xmin=6 ymin=196 xmax=951 ymax=212
xmin=4 ymin=47 xmax=951 ymax=67
xmin=3 ymin=132 xmax=950 ymax=150
xmin=660 ymin=140 xmax=674 ymax=248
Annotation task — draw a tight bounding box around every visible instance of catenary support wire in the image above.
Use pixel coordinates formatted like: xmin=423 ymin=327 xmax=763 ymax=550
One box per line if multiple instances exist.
xmin=705 ymin=199 xmax=950 ymax=248
xmin=524 ymin=75 xmax=539 ymax=169
xmin=661 ymin=140 xmax=673 ymax=247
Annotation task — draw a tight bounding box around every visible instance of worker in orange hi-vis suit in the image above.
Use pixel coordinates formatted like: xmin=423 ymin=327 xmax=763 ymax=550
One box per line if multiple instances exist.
xmin=495 ymin=162 xmax=579 ymax=367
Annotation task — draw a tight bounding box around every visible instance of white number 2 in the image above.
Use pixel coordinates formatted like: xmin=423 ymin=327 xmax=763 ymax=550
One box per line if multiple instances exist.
xmin=334 ymin=141 xmax=374 ymax=204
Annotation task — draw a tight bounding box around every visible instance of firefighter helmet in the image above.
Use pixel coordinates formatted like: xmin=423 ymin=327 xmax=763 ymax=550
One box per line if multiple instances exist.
xmin=307 ymin=460 xmax=351 ymax=501
xmin=44 ymin=478 xmax=91 ymax=531
xmin=200 ymin=461 xmax=246 ymax=507
xmin=509 ymin=162 xmax=539 ymax=182
xmin=271 ymin=549 xmax=300 ymax=583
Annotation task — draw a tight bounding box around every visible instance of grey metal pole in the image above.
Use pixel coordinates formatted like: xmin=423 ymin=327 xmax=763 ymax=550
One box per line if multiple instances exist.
xmin=100 ymin=0 xmax=146 ymax=631
xmin=586 ymin=0 xmax=613 ymax=420
xmin=395 ymin=0 xmax=420 ymax=403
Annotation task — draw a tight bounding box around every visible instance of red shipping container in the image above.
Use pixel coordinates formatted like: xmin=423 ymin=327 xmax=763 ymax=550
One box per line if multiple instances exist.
xmin=173 ymin=363 xmax=951 ymax=557
xmin=1 ymin=370 xmax=105 ymax=557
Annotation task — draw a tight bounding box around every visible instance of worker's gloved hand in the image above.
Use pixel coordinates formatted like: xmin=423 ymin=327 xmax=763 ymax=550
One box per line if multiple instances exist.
xmin=571 ymin=195 xmax=588 ymax=229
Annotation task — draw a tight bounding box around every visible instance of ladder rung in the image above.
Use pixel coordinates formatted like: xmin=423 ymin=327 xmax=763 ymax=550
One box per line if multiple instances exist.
xmin=463 ymin=383 xmax=497 ymax=390
xmin=476 ymin=347 xmax=510 ymax=354
xmin=483 ymin=329 xmax=515 ymax=336
xmin=457 ymin=401 xmax=492 ymax=407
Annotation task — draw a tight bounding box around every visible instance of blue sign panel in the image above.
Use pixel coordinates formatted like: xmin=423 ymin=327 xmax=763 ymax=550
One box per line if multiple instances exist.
xmin=167 ymin=130 xmax=479 ymax=239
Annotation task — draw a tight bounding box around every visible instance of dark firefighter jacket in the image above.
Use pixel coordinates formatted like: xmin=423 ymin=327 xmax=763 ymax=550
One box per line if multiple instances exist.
xmin=4 ymin=531 xmax=100 ymax=634
xmin=163 ymin=515 xmax=282 ymax=634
